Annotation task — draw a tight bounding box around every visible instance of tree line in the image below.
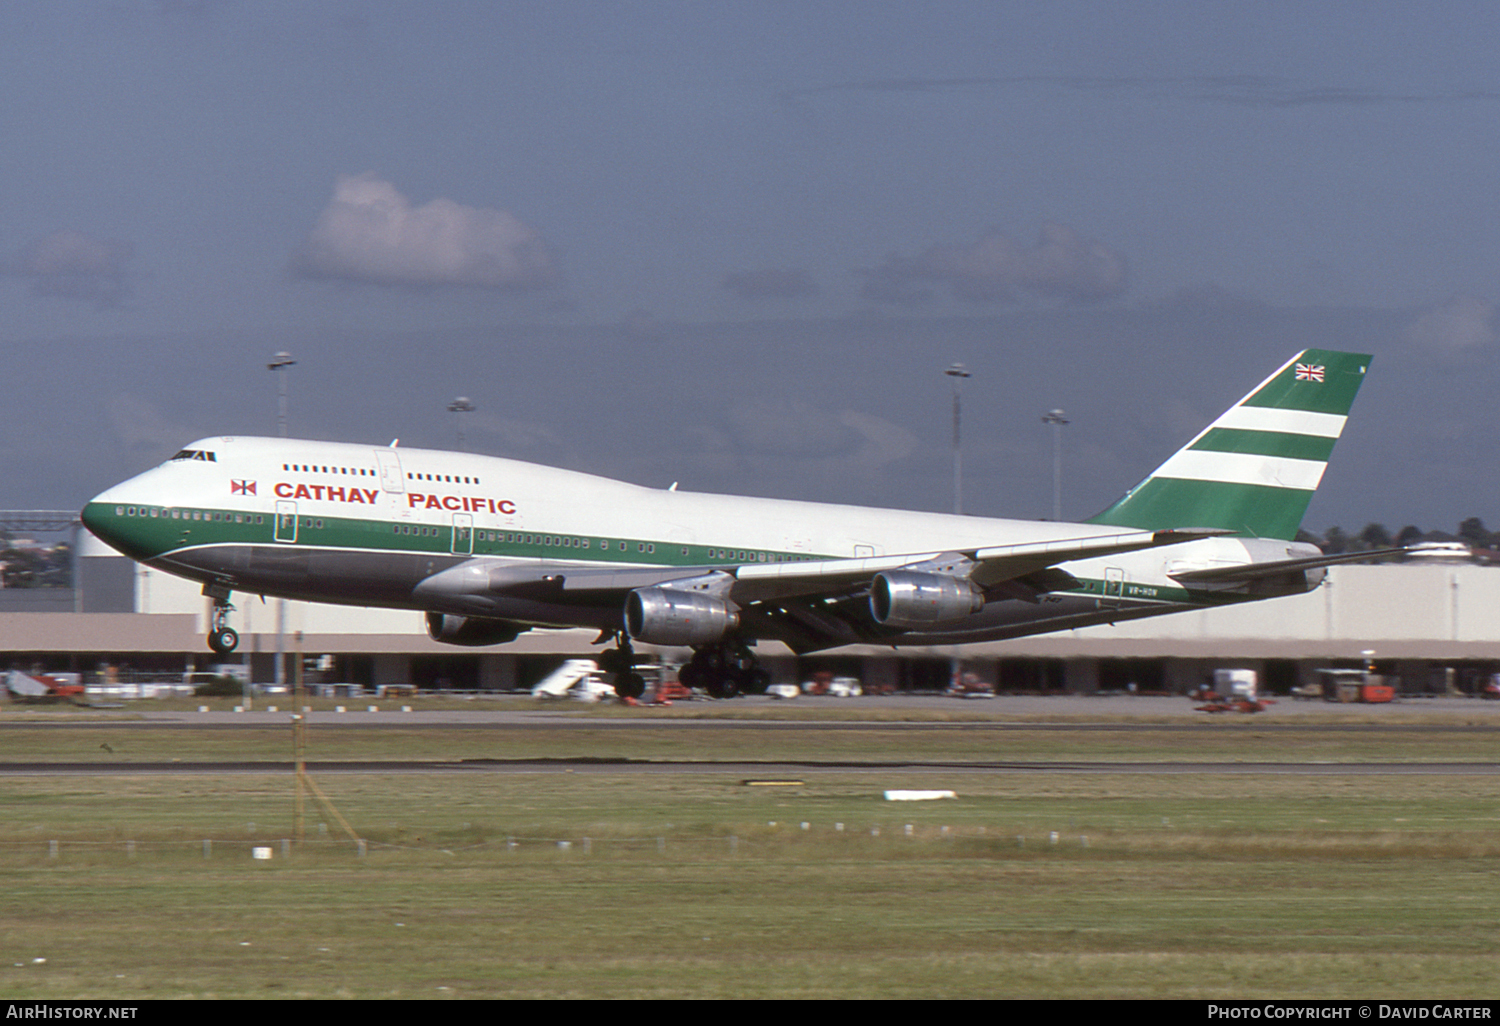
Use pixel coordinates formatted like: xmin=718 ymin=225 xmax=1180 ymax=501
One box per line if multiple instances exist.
xmin=1297 ymin=517 xmax=1497 ymax=555
xmin=0 ymin=536 xmax=72 ymax=589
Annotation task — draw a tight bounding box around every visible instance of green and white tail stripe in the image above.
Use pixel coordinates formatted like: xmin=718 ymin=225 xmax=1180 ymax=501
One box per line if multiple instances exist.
xmin=1089 ymin=349 xmax=1371 ymax=539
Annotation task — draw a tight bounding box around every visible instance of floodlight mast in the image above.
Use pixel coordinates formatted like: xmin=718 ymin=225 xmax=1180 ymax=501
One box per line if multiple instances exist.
xmin=943 ymin=363 xmax=971 ymax=694
xmin=944 ymin=363 xmax=970 ymax=515
xmin=268 ymin=352 xmax=296 ymax=439
xmin=267 ymin=352 xmax=296 ymax=693
xmin=447 ymin=396 xmax=476 ymax=452
xmin=1041 ymin=409 xmax=1069 ymax=521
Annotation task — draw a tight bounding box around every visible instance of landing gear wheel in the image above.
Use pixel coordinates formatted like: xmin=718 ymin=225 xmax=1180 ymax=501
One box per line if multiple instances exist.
xmin=614 ymin=671 xmax=646 ymax=700
xmin=683 ymin=639 xmax=766 ymax=699
xmin=600 ymin=633 xmax=645 ymax=699
xmin=209 ymin=627 xmax=239 ymax=656
xmin=678 ymin=662 xmax=707 ymax=691
xmin=704 ymin=675 xmax=739 ymax=700
xmin=206 ymin=588 xmax=238 ymax=655
xmin=598 ymin=634 xmax=637 ymax=675
xmin=738 ymin=666 xmax=771 ymax=695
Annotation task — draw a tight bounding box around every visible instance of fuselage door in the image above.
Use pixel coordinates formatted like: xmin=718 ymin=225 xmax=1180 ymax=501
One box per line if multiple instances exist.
xmin=275 ymin=501 xmax=298 ymax=543
xmin=375 ymin=449 xmax=405 ymax=494
xmin=1103 ymin=567 xmax=1125 ymax=607
xmin=451 ymin=513 xmax=473 ymax=555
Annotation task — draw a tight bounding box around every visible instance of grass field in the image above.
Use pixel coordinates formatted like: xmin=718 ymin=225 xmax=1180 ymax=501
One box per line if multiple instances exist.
xmin=2 ymin=714 xmax=1498 ymax=999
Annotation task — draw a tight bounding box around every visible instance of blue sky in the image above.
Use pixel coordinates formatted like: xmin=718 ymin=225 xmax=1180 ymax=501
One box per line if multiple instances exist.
xmin=3 ymin=1 xmax=1499 ymax=535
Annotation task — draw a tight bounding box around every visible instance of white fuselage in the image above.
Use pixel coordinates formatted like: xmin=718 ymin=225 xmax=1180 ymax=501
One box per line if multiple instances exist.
xmin=83 ymin=435 xmax=1308 ymax=649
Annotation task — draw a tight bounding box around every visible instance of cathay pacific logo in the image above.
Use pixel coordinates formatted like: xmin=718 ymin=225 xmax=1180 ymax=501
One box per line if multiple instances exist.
xmin=1294 ymin=363 xmax=1325 ymax=382
xmin=231 ymin=480 xmax=256 ymax=495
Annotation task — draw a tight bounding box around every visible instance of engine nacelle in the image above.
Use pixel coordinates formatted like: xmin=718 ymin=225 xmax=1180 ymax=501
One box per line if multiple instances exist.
xmin=869 ymin=570 xmax=984 ymax=628
xmin=425 ymin=612 xmax=527 ymax=647
xmin=625 ymin=586 xmax=740 ymax=646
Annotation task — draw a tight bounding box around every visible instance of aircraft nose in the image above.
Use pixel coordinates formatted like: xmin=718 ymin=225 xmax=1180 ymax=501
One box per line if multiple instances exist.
xmin=81 ymin=484 xmax=151 ymax=559
xmin=81 ymin=493 xmax=127 ymax=554
xmin=80 ymin=500 xmax=106 ymax=537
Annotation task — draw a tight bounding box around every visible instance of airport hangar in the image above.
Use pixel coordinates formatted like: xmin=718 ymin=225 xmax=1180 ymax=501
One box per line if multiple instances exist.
xmin=4 ymin=523 xmax=1498 ymax=696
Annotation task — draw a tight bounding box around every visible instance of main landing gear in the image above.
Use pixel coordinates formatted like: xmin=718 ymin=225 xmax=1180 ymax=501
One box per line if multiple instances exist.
xmin=677 ymin=639 xmax=769 ymax=699
xmin=598 ymin=635 xmax=646 ymax=700
xmin=598 ymin=634 xmax=769 ymax=701
xmin=204 ymin=583 xmax=239 ymax=656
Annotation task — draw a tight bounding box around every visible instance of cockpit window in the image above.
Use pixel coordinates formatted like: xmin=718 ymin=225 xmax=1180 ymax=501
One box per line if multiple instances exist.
xmin=169 ymin=449 xmax=217 ymax=462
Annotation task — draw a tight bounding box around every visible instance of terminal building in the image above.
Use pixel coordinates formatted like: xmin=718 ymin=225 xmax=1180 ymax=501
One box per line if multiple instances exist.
xmin=3 ymin=519 xmax=1498 ymax=696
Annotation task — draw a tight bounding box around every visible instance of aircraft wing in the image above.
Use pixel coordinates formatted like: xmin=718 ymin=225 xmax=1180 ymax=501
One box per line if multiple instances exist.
xmin=729 ymin=527 xmax=1230 ymax=602
xmin=517 ymin=526 xmax=1226 ymax=603
xmin=416 ymin=527 xmax=1229 ymax=651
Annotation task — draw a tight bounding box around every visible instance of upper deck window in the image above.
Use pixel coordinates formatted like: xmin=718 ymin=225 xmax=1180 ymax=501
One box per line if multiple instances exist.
xmin=169 ymin=449 xmax=217 ymax=463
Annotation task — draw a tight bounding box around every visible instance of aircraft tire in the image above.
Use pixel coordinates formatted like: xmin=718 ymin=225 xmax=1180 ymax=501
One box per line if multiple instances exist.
xmin=704 ymin=674 xmax=739 ymax=700
xmin=738 ymin=667 xmax=771 ymax=695
xmin=614 ymin=672 xmax=646 ymax=700
xmin=677 ymin=662 xmax=705 ymax=692
xmin=599 ymin=648 xmax=632 ymax=674
xmin=209 ymin=627 xmax=239 ymax=656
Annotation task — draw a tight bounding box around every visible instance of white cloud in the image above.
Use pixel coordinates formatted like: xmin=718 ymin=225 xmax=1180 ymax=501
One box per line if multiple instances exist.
xmin=726 ymin=401 xmax=917 ymax=479
xmin=728 ymin=399 xmax=859 ymax=458
xmin=106 ymin=395 xmax=195 ymax=460
xmin=292 ymin=173 xmax=559 ymax=290
xmin=8 ymin=230 xmax=132 ymax=307
xmin=723 ymin=268 xmax=819 ymax=300
xmin=859 ymin=222 xmax=1127 ymax=305
xmin=1147 ymin=282 xmax=1269 ymax=311
xmin=1407 ymin=295 xmax=1496 ymax=352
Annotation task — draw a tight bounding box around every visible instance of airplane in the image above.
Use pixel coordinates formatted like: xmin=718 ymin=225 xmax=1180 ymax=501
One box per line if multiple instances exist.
xmin=82 ymin=348 xmax=1376 ymax=699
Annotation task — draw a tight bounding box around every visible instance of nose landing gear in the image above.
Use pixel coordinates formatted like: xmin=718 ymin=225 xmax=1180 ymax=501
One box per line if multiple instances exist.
xmin=209 ymin=622 xmax=239 ymax=657
xmin=204 ymin=582 xmax=239 ymax=656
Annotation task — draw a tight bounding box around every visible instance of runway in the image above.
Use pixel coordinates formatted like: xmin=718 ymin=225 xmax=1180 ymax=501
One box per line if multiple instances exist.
xmin=4 ymin=758 xmax=1499 ymax=776
xmin=4 ymin=694 xmax=1497 ymax=776
xmin=7 ymin=692 xmax=1500 ymax=727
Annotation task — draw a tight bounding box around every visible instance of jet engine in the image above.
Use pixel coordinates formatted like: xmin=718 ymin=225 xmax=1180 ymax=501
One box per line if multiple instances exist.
xmin=869 ymin=570 xmax=984 ymax=628
xmin=624 ymin=586 xmax=740 ymax=646
xmin=425 ymin=612 xmax=528 ymax=647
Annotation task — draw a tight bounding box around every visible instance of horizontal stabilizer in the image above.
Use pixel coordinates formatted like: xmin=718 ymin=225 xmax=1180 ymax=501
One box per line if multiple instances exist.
xmin=964 ymin=528 xmax=1232 ymax=587
xmin=1168 ymin=546 xmax=1407 ymax=584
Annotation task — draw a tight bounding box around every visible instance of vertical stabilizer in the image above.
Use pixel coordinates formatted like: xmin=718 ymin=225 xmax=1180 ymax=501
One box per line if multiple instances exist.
xmin=1088 ymin=349 xmax=1371 ymax=539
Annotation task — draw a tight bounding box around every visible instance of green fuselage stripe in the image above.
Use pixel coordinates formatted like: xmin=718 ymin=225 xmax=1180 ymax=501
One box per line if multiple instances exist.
xmin=83 ymin=502 xmax=831 ymax=568
xmin=85 ymin=502 xmax=1261 ymax=616
xmin=1059 ymin=575 xmax=1246 ymax=607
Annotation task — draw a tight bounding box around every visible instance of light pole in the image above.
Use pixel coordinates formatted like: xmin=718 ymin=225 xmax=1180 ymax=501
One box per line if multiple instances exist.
xmin=447 ymin=396 xmax=476 ymax=451
xmin=269 ymin=352 xmax=295 ymax=438
xmin=945 ymin=363 xmax=970 ymax=515
xmin=268 ymin=352 xmax=295 ymax=695
xmin=1041 ymin=409 xmax=1069 ymax=521
xmin=943 ymin=363 xmax=971 ymax=694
